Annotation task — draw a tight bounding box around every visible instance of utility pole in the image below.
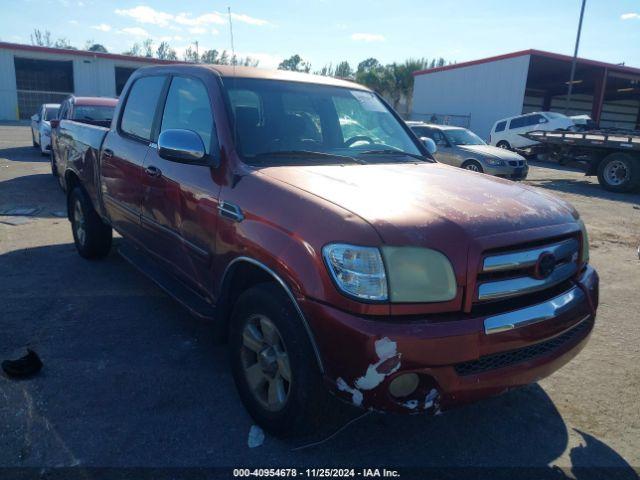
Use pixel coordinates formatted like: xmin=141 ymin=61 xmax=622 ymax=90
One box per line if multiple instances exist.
xmin=565 ymin=0 xmax=586 ymax=114
xmin=194 ymin=40 xmax=199 ymax=63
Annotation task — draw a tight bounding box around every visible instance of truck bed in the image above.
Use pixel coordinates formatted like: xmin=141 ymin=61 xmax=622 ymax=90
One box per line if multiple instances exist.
xmin=523 ymin=129 xmax=640 ymax=152
xmin=58 ymin=120 xmax=109 ymax=207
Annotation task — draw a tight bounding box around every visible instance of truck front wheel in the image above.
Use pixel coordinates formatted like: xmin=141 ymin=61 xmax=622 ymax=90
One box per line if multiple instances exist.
xmin=69 ymin=187 xmax=112 ymax=259
xmin=597 ymin=153 xmax=640 ymax=193
xmin=229 ymin=283 xmax=331 ymax=437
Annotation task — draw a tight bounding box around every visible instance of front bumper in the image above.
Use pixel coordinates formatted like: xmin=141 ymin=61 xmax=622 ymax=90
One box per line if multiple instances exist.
xmin=303 ymin=265 xmax=598 ymax=413
xmin=485 ymin=163 xmax=529 ymax=180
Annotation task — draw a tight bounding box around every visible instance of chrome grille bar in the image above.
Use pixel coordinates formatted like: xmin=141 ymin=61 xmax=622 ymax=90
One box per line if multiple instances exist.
xmin=482 ymin=238 xmax=579 ymax=273
xmin=478 ymin=262 xmax=578 ymax=301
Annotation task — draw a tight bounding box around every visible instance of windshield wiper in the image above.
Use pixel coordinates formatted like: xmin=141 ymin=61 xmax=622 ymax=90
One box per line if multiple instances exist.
xmin=357 ymin=149 xmax=431 ymax=162
xmin=251 ymin=150 xmax=367 ymax=165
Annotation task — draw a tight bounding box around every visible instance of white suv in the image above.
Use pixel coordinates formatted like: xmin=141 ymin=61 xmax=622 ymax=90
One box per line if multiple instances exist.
xmin=489 ymin=112 xmax=574 ymax=150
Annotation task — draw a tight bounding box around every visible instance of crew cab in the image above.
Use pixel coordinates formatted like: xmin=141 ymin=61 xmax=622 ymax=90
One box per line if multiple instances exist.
xmin=50 ymin=95 xmax=117 ymax=181
xmin=60 ymin=65 xmax=598 ymax=436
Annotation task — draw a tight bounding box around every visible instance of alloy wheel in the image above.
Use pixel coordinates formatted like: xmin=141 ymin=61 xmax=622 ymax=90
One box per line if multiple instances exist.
xmin=241 ymin=314 xmax=291 ymax=412
xmin=74 ymin=200 xmax=86 ymax=247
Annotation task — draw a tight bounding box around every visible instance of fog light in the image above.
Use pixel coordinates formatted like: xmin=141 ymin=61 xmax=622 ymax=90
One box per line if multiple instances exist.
xmin=388 ymin=373 xmax=419 ymax=398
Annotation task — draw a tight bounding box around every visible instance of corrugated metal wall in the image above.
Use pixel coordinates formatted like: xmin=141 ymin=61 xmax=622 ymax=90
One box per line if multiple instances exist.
xmin=0 ymin=48 xmax=154 ymax=121
xmin=411 ymin=55 xmax=531 ymax=140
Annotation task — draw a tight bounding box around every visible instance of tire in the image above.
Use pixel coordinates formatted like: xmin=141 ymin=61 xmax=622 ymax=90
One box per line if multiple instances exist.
xmin=462 ymin=159 xmax=484 ymax=173
xmin=32 ymin=131 xmax=38 ymax=148
xmin=597 ymin=153 xmax=640 ymax=193
xmin=40 ymin=143 xmax=49 ymax=157
xmin=496 ymin=140 xmax=511 ymax=150
xmin=50 ymin=150 xmax=58 ymax=177
xmin=69 ymin=187 xmax=112 ymax=259
xmin=229 ymin=283 xmax=331 ymax=437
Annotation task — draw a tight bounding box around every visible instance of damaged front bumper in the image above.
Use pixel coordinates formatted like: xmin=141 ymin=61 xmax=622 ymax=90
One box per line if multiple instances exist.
xmin=302 ymin=265 xmax=598 ymax=414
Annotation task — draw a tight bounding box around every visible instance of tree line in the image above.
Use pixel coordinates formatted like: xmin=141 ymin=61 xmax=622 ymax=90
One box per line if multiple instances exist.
xmin=278 ymin=54 xmax=450 ymax=110
xmin=28 ymin=29 xmax=451 ymax=105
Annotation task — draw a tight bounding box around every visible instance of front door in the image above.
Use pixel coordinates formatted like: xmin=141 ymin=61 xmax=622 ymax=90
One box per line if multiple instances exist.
xmin=100 ymin=75 xmax=168 ymax=242
xmin=140 ymin=75 xmax=220 ymax=295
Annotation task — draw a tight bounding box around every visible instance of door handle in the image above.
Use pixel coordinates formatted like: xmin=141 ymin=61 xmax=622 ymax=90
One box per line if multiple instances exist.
xmin=102 ymin=149 xmax=114 ymax=160
xmin=145 ymin=165 xmax=162 ymax=178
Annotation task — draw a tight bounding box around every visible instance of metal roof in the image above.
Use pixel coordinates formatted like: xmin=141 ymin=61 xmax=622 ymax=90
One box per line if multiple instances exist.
xmin=413 ymin=49 xmax=640 ymax=77
xmin=0 ymin=41 xmax=183 ymax=64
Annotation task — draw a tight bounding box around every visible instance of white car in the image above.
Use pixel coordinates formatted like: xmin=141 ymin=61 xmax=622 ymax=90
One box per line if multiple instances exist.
xmin=489 ymin=111 xmax=574 ymax=150
xmin=30 ymin=103 xmax=60 ymax=156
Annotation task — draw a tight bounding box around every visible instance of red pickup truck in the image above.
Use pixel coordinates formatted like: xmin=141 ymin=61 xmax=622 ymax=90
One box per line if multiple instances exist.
xmin=59 ymin=64 xmax=598 ymax=436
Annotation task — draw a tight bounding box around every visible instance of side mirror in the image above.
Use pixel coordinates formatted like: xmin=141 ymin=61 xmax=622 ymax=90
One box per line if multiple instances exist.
xmin=421 ymin=137 xmax=437 ymax=155
xmin=158 ymin=129 xmax=206 ymax=163
xmin=50 ymin=119 xmax=60 ymax=129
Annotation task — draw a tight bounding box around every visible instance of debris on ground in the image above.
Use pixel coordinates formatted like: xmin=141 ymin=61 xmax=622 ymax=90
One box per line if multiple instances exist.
xmin=0 ymin=216 xmax=32 ymax=226
xmin=0 ymin=207 xmax=40 ymax=216
xmin=1 ymin=349 xmax=43 ymax=378
xmin=247 ymin=425 xmax=265 ymax=448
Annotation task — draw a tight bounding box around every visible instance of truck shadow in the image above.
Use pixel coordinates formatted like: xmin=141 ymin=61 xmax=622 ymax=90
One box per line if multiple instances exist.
xmin=0 ymin=145 xmax=50 ymax=163
xmin=1 ymin=242 xmax=636 ymax=477
xmin=0 ymin=173 xmax=66 ymax=219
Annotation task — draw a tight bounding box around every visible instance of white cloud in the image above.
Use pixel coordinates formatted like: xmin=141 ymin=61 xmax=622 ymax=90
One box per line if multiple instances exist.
xmin=115 ymin=6 xmax=174 ymax=26
xmin=188 ymin=27 xmax=207 ymax=34
xmin=115 ymin=5 xmax=271 ymax=29
xmin=68 ymin=20 xmax=79 ymax=25
xmin=621 ymin=12 xmax=639 ymax=20
xmin=92 ymin=24 xmax=112 ymax=32
xmin=351 ymin=32 xmax=385 ymax=42
xmin=211 ymin=29 xmax=220 ymax=36
xmin=230 ymin=12 xmax=269 ymax=26
xmin=237 ymin=51 xmax=284 ymax=69
xmin=119 ymin=27 xmax=150 ymax=37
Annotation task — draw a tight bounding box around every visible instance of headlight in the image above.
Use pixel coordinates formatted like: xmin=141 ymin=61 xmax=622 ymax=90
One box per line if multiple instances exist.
xmin=484 ymin=157 xmax=505 ymax=167
xmin=577 ymin=219 xmax=589 ymax=264
xmin=382 ymin=247 xmax=457 ymax=302
xmin=323 ymin=244 xmax=387 ymax=301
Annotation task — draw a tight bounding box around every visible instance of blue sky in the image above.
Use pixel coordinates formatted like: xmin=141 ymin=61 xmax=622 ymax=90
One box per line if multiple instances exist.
xmin=2 ymin=0 xmax=639 ymax=70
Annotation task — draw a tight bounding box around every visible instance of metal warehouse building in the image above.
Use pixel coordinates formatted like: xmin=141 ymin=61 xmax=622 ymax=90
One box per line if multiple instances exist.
xmin=0 ymin=42 xmax=176 ymax=121
xmin=411 ymin=49 xmax=640 ymax=139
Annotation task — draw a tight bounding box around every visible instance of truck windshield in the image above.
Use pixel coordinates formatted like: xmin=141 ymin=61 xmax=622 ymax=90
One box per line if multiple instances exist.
xmin=224 ymin=78 xmax=425 ymax=165
xmin=444 ymin=129 xmax=485 ymax=146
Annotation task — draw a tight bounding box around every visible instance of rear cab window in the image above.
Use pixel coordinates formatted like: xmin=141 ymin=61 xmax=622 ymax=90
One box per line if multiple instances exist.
xmin=120 ymin=76 xmax=167 ymax=141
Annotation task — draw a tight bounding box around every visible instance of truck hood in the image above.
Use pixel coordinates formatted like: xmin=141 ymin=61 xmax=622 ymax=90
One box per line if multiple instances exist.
xmin=457 ymin=144 xmax=524 ymax=161
xmin=260 ymin=162 xmax=576 ymax=245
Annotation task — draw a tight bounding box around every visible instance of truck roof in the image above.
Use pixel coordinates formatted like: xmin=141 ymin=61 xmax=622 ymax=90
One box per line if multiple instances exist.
xmin=73 ymin=97 xmax=119 ymax=107
xmin=138 ymin=64 xmax=370 ymax=91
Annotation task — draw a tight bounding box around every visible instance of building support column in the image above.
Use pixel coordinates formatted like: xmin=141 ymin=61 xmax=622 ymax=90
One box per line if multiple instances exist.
xmin=542 ymin=91 xmax=553 ymax=111
xmin=592 ymin=67 xmax=607 ymax=126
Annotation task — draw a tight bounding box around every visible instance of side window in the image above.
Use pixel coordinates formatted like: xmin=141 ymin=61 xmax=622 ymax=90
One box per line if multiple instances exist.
xmin=161 ymin=76 xmax=214 ymax=153
xmin=121 ymin=76 xmax=166 ymax=141
xmin=533 ymin=114 xmax=547 ymax=125
xmin=431 ymin=130 xmax=447 ymax=146
xmin=509 ymin=116 xmax=528 ymax=129
xmin=495 ymin=121 xmax=506 ymax=132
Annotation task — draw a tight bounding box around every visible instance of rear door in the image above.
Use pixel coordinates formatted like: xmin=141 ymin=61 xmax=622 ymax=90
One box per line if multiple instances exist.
xmin=100 ymin=75 xmax=168 ymax=242
xmin=506 ymin=115 xmax=534 ymax=147
xmin=140 ymin=74 xmax=220 ymax=294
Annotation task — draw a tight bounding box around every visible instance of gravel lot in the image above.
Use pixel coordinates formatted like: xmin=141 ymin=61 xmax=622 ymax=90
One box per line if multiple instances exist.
xmin=1 ymin=124 xmax=639 ymax=476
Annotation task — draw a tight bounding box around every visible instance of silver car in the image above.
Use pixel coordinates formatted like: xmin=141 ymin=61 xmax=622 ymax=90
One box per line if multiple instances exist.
xmin=407 ymin=122 xmax=528 ymax=180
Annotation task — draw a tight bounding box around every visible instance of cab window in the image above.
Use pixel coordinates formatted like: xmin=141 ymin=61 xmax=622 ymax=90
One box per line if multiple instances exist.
xmin=160 ymin=76 xmax=214 ymax=154
xmin=121 ymin=76 xmax=166 ymax=141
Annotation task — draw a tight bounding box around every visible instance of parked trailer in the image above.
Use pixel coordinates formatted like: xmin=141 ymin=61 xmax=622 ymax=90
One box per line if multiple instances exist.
xmin=522 ymin=130 xmax=640 ymax=193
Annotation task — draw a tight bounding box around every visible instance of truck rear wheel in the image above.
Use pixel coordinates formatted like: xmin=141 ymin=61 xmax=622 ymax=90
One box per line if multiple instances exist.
xmin=597 ymin=153 xmax=640 ymax=193
xmin=69 ymin=187 xmax=112 ymax=259
xmin=229 ymin=283 xmax=331 ymax=437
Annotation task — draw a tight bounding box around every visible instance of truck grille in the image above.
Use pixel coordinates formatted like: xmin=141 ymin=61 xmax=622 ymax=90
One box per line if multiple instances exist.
xmin=454 ymin=317 xmax=591 ymax=376
xmin=476 ymin=236 xmax=580 ymax=302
